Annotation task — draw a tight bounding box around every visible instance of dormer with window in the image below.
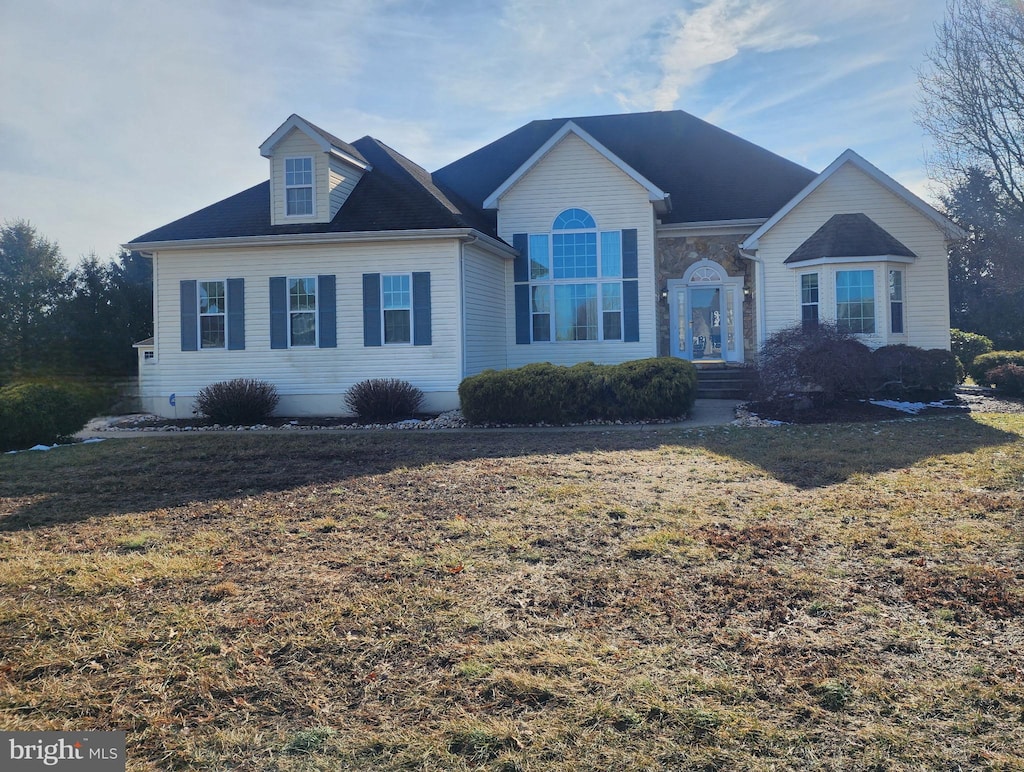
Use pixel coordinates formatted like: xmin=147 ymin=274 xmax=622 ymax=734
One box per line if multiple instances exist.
xmin=259 ymin=114 xmax=371 ymax=226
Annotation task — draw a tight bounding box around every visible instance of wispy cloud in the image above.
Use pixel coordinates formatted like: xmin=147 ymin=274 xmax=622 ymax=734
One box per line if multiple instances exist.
xmin=647 ymin=0 xmax=819 ymax=110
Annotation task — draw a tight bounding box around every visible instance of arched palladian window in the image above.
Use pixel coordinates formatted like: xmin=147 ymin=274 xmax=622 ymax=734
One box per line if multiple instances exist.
xmin=512 ymin=211 xmax=639 ymax=345
xmin=528 ymin=208 xmax=623 ymax=341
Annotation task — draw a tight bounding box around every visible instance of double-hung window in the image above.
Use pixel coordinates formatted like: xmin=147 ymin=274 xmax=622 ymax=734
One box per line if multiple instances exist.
xmin=199 ymin=281 xmax=226 ymax=348
xmin=889 ymin=270 xmax=904 ymax=334
xmin=836 ymin=269 xmax=875 ymax=334
xmin=285 ymin=157 xmax=314 ymax=216
xmin=800 ymin=273 xmax=819 ymax=331
xmin=382 ymin=274 xmax=412 ymax=344
xmin=529 ymin=208 xmax=623 ymax=342
xmin=288 ymin=277 xmax=317 ymax=346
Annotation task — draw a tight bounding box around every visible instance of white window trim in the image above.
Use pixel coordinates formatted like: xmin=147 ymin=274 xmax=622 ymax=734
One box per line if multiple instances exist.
xmin=197 ymin=279 xmax=227 ymax=350
xmin=380 ymin=273 xmax=414 ymax=346
xmin=284 ymin=155 xmax=316 ymax=218
xmin=799 ymin=272 xmax=820 ymax=331
xmin=888 ymin=268 xmax=907 ymax=337
xmin=529 ymin=216 xmax=624 ymax=343
xmin=288 ymin=276 xmax=318 ymax=348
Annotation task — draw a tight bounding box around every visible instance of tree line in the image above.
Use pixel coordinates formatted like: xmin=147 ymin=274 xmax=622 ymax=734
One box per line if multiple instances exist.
xmin=919 ymin=0 xmax=1024 ymax=349
xmin=0 ymin=219 xmax=152 ymax=381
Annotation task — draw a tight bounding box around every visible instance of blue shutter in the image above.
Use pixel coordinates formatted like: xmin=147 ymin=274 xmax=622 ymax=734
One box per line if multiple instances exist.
xmin=227 ymin=278 xmax=245 ymax=350
xmin=513 ymin=233 xmax=531 ymax=344
xmin=623 ymin=280 xmax=639 ymax=342
xmin=513 ymin=233 xmax=529 ymax=282
xmin=269 ymin=276 xmax=288 ymax=349
xmin=515 ymin=284 xmax=531 ymax=345
xmin=412 ymin=272 xmax=431 ymax=346
xmin=362 ymin=273 xmax=382 ymax=347
xmin=180 ymin=280 xmax=197 ymax=351
xmin=317 ymin=274 xmax=337 ymax=348
xmin=622 ymin=229 xmax=638 ymax=279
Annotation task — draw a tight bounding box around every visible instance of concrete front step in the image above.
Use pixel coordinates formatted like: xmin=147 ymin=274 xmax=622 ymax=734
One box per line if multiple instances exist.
xmin=695 ymin=367 xmax=759 ymax=400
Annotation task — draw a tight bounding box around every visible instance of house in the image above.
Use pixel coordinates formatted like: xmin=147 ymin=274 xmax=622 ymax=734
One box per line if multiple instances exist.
xmin=126 ymin=111 xmax=963 ymax=418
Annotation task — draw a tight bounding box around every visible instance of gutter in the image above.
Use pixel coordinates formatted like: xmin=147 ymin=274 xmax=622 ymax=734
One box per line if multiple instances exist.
xmin=123 ymin=227 xmax=516 ymax=259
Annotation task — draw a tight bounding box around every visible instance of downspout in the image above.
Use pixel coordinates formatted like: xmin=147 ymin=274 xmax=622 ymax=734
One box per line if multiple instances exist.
xmin=739 ymin=246 xmax=765 ymax=355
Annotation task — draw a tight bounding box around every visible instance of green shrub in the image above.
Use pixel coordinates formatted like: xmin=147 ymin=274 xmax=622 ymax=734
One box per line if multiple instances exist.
xmin=758 ymin=323 xmax=874 ymax=404
xmin=950 ymin=329 xmax=994 ymax=369
xmin=872 ymin=345 xmax=960 ymax=396
xmin=194 ymin=378 xmax=279 ymax=425
xmin=344 ymin=378 xmax=424 ymax=422
xmin=0 ymin=381 xmax=107 ymax=451
xmin=985 ymin=364 xmax=1024 ymax=397
xmin=458 ymin=358 xmax=697 ymax=425
xmin=969 ymin=351 xmax=1024 ymax=385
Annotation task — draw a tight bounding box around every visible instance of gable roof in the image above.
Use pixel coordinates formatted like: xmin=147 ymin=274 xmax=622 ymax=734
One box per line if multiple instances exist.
xmin=259 ymin=114 xmax=369 ymax=170
xmin=128 ymin=136 xmax=494 ymax=246
xmin=741 ymin=149 xmax=967 ymax=250
xmin=481 ymin=121 xmax=670 ymax=212
xmin=784 ymin=213 xmax=917 ymax=264
xmin=433 ymin=110 xmax=817 ymax=224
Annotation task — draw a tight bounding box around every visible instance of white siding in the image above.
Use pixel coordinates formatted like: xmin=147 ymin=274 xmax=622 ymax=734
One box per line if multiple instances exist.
xmin=145 ymin=238 xmax=463 ymax=418
xmin=328 ymin=158 xmax=364 ymax=220
xmin=758 ymin=164 xmax=951 ymax=350
xmin=497 ymin=133 xmax=659 ymax=368
xmin=462 ymin=243 xmax=509 ymax=376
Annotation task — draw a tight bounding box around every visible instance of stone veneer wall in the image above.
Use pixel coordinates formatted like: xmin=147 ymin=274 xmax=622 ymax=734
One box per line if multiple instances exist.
xmin=655 ymin=234 xmax=757 ymax=360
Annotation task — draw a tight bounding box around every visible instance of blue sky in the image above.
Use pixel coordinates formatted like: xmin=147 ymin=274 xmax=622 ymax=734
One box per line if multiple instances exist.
xmin=0 ymin=0 xmax=948 ymax=264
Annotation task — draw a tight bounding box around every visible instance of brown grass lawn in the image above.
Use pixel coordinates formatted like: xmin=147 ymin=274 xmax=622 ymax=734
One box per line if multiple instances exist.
xmin=1 ymin=415 xmax=1023 ymax=770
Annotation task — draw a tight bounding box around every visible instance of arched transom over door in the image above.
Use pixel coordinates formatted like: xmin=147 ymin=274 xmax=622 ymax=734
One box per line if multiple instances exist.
xmin=667 ymin=260 xmax=744 ymax=362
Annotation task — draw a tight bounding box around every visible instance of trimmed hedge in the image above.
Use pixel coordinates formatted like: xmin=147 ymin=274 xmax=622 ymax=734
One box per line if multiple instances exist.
xmin=0 ymin=381 xmax=107 ymax=452
xmin=871 ymin=345 xmax=960 ymax=396
xmin=986 ymin=364 xmax=1024 ymax=397
xmin=194 ymin=378 xmax=280 ymax=425
xmin=950 ymin=329 xmax=993 ymax=369
xmin=970 ymin=351 xmax=1024 ymax=386
xmin=458 ymin=358 xmax=698 ymax=425
xmin=344 ymin=378 xmax=424 ymax=423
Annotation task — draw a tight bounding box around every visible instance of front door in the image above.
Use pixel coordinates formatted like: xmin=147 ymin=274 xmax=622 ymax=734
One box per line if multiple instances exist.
xmin=667 ymin=261 xmax=744 ymax=362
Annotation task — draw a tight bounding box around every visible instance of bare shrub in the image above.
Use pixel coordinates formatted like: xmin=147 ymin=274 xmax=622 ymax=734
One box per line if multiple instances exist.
xmin=194 ymin=378 xmax=279 ymax=425
xmin=344 ymin=378 xmax=424 ymax=423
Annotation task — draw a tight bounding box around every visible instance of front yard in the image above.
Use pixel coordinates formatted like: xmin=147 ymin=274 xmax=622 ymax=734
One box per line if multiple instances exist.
xmin=1 ymin=415 xmax=1023 ymax=770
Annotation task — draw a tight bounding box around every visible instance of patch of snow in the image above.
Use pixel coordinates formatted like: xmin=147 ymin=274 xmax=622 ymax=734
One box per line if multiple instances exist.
xmin=868 ymin=399 xmax=960 ymax=415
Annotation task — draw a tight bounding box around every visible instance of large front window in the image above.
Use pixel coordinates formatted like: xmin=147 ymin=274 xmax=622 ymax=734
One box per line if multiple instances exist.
xmin=289 ymin=277 xmax=317 ymax=346
xmin=199 ymin=281 xmax=226 ymax=349
xmin=836 ymin=270 xmax=875 ymax=334
xmin=285 ymin=157 xmax=314 ymax=216
xmin=529 ymin=208 xmax=622 ymax=342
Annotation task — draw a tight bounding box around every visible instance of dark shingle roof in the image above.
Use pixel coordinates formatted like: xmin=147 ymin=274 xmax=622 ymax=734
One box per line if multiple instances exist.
xmin=432 ymin=110 xmax=817 ymax=224
xmin=784 ymin=213 xmax=918 ymax=264
xmin=130 ymin=110 xmax=819 ymax=246
xmin=129 ymin=136 xmax=491 ymax=245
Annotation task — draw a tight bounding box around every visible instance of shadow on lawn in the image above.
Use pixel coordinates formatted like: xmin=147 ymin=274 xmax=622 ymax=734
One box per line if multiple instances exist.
xmin=0 ymin=415 xmax=1018 ymax=529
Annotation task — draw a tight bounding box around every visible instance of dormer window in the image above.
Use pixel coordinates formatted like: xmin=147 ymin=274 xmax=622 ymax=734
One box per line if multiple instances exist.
xmin=285 ymin=157 xmax=314 ymax=216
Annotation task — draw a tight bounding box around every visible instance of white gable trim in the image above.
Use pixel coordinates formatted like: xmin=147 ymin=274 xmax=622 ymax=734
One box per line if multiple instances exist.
xmin=259 ymin=114 xmax=370 ymax=171
xmin=482 ymin=120 xmax=670 ymax=212
xmin=740 ymin=149 xmax=966 ymax=250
